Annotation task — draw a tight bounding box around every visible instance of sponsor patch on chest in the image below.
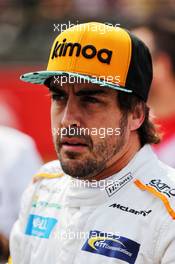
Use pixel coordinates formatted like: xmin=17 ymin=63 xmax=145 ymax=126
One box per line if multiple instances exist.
xmin=25 ymin=214 xmax=57 ymax=238
xmin=82 ymin=230 xmax=140 ymax=263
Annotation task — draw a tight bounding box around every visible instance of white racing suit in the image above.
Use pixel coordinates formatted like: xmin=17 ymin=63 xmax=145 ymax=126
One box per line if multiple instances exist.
xmin=10 ymin=145 xmax=175 ymax=263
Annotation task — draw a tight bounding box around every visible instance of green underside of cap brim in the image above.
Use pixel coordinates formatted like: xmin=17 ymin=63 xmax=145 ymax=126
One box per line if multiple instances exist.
xmin=20 ymin=71 xmax=132 ymax=93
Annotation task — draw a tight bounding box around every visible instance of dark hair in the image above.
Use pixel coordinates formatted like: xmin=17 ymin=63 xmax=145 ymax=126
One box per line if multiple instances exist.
xmin=117 ymin=92 xmax=161 ymax=146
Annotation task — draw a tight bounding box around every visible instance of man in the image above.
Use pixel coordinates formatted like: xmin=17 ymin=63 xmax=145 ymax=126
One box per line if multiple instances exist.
xmin=10 ymin=22 xmax=175 ymax=263
xmin=132 ymin=13 xmax=175 ymax=167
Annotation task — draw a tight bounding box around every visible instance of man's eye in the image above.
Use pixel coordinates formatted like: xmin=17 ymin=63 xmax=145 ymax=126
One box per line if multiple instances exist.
xmin=51 ymin=93 xmax=66 ymax=101
xmin=82 ymin=96 xmax=99 ymax=104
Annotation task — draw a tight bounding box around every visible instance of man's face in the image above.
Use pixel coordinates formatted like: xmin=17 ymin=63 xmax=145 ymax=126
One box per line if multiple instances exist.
xmin=50 ymin=78 xmax=129 ymax=179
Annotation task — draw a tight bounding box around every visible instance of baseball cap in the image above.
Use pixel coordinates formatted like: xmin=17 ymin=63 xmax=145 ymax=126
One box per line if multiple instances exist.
xmin=20 ymin=22 xmax=153 ymax=102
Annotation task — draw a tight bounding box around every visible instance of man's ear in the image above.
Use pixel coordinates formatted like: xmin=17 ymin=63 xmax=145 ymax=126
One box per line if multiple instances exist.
xmin=129 ymin=104 xmax=145 ymax=131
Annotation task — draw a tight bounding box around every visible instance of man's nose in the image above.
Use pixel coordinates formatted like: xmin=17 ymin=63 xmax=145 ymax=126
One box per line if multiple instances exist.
xmin=61 ymin=97 xmax=81 ymax=128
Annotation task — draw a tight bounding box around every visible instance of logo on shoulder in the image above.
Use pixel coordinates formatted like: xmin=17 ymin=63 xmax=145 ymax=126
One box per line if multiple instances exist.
xmin=82 ymin=230 xmax=140 ymax=263
xmin=25 ymin=214 xmax=57 ymax=238
xmin=105 ymin=173 xmax=133 ymax=197
xmin=148 ymin=179 xmax=175 ymax=198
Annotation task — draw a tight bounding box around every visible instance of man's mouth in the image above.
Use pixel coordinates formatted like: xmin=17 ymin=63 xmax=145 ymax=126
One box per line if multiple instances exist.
xmin=60 ymin=137 xmax=88 ymax=152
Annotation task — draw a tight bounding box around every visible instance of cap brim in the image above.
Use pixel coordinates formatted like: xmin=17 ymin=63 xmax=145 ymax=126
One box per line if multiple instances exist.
xmin=20 ymin=70 xmax=132 ymax=93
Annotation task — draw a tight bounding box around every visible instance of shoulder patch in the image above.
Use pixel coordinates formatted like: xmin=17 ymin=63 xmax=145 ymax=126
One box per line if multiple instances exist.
xmin=134 ymin=179 xmax=175 ymax=220
xmin=32 ymin=160 xmax=65 ymax=182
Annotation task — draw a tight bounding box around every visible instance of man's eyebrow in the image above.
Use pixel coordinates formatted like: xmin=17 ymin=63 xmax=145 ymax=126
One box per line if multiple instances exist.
xmin=75 ymin=89 xmax=108 ymax=96
xmin=49 ymin=85 xmax=65 ymax=94
xmin=48 ymin=85 xmax=109 ymax=96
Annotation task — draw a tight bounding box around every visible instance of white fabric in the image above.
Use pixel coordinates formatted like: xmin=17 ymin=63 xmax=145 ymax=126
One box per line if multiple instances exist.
xmin=10 ymin=145 xmax=175 ymax=263
xmin=0 ymin=126 xmax=42 ymax=237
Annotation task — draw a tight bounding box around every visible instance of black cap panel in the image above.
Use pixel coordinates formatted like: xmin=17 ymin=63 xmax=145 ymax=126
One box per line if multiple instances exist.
xmin=126 ymin=32 xmax=153 ymax=102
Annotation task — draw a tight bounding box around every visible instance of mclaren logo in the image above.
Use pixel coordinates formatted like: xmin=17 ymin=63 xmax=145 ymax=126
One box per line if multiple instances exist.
xmin=51 ymin=38 xmax=113 ymax=64
xmin=109 ymin=203 xmax=152 ymax=217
